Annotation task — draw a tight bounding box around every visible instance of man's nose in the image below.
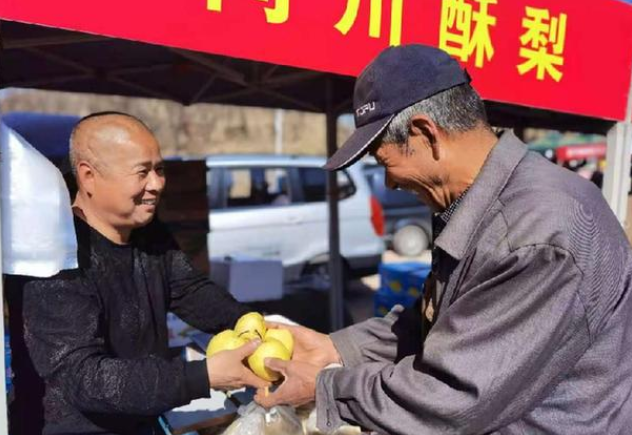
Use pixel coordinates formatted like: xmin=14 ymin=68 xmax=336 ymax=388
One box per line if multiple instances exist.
xmin=147 ymin=170 xmax=166 ymax=193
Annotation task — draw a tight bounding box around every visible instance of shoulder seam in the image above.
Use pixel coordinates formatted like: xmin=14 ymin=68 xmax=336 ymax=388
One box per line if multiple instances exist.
xmin=500 ymin=243 xmax=593 ymax=344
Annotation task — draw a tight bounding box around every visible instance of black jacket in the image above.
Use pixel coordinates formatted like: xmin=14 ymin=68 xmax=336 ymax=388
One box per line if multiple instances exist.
xmin=7 ymin=217 xmax=247 ymax=435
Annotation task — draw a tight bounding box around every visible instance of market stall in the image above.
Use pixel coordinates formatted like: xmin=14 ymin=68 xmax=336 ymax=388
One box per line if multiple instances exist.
xmin=1 ymin=0 xmax=632 ymax=431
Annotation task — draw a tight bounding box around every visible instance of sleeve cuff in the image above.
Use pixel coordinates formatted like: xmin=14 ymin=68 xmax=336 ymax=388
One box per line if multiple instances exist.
xmin=330 ymin=305 xmax=404 ymax=368
xmin=315 ymin=368 xmax=346 ymax=433
xmin=330 ymin=328 xmax=364 ymax=367
xmin=183 ymin=360 xmax=210 ymax=400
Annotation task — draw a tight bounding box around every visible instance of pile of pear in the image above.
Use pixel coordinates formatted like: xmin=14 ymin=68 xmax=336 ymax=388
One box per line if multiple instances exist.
xmin=206 ymin=312 xmax=294 ymax=382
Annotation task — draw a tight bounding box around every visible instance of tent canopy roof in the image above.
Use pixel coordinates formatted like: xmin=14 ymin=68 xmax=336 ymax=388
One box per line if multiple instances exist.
xmin=1 ymin=21 xmax=355 ymax=113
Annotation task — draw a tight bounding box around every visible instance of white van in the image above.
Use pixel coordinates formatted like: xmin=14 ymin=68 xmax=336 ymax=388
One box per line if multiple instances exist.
xmin=206 ymin=154 xmax=385 ymax=282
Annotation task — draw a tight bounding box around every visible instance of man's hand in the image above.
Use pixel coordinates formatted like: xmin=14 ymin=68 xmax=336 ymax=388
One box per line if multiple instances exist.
xmin=254 ymin=358 xmax=320 ymax=408
xmin=206 ymin=340 xmax=270 ymax=391
xmin=266 ymin=322 xmax=341 ymax=369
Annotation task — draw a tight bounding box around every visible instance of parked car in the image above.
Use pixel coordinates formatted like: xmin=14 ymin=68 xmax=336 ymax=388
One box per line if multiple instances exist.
xmin=205 ymin=154 xmax=386 ymax=282
xmin=362 ymin=162 xmax=432 ymax=257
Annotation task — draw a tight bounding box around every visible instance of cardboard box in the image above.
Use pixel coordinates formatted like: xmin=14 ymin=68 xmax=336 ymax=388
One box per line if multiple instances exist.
xmin=210 ymin=256 xmax=284 ymax=302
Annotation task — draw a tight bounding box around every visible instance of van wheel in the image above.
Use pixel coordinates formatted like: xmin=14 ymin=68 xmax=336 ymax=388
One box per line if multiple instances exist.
xmin=392 ymin=225 xmax=429 ymax=257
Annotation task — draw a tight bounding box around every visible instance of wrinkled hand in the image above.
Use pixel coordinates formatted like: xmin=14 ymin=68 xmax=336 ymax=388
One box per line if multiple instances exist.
xmin=266 ymin=322 xmax=341 ymax=370
xmin=206 ymin=340 xmax=270 ymax=391
xmin=254 ymin=358 xmax=321 ymax=408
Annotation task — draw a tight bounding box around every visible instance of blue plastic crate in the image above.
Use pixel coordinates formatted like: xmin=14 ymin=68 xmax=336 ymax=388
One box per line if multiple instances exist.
xmin=407 ymin=267 xmax=431 ymax=300
xmin=379 ymin=262 xmax=430 ymax=296
xmin=374 ymin=262 xmax=431 ymax=316
xmin=374 ymin=290 xmax=403 ymax=317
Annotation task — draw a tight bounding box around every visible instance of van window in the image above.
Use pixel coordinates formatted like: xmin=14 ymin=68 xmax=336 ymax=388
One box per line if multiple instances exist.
xmin=297 ymin=168 xmax=355 ymax=203
xmin=221 ymin=167 xmax=291 ymax=209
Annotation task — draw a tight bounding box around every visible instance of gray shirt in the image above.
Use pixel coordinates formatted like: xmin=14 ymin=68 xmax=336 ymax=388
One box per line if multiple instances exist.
xmin=316 ymin=131 xmax=632 ymax=435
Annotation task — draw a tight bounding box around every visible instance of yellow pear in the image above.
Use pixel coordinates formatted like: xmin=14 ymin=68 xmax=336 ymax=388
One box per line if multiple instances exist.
xmin=264 ymin=328 xmax=294 ymax=355
xmin=239 ymin=331 xmax=263 ymax=341
xmin=206 ymin=330 xmax=247 ymax=358
xmin=247 ymin=338 xmax=291 ymax=382
xmin=234 ymin=312 xmax=266 ymax=341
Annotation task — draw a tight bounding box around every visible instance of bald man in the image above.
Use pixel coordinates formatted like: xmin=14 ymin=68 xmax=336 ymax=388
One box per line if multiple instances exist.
xmin=7 ymin=112 xmax=267 ymax=435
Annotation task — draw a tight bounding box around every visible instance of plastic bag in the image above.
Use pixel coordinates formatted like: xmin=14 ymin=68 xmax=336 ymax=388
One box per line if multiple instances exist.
xmin=298 ymin=403 xmax=362 ymax=435
xmin=222 ymin=402 xmax=304 ymax=435
xmin=0 ymin=123 xmax=78 ymax=277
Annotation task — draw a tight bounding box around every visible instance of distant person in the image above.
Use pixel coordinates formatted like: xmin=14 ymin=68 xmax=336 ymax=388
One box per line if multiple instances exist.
xmin=7 ymin=112 xmax=267 ymax=435
xmin=588 ymin=160 xmax=607 ymax=189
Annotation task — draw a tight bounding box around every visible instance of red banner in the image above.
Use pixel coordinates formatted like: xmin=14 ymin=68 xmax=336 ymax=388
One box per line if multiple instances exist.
xmin=2 ymin=0 xmax=632 ymax=120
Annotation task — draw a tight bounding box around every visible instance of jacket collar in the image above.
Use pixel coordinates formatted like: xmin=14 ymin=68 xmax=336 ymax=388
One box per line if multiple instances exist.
xmin=435 ymin=130 xmax=528 ymax=260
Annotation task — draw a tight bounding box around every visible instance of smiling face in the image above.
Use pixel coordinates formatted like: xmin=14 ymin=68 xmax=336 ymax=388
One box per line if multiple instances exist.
xmin=91 ymin=129 xmax=165 ymax=230
xmin=73 ymin=115 xmax=166 ymax=238
xmin=371 ymin=136 xmax=445 ymax=211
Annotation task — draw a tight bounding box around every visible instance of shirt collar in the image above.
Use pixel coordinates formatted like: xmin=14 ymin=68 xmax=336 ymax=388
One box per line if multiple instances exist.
xmin=439 ymin=187 xmax=470 ymax=224
xmin=434 ymin=130 xmax=528 ymax=260
xmin=432 ymin=187 xmax=470 ymax=241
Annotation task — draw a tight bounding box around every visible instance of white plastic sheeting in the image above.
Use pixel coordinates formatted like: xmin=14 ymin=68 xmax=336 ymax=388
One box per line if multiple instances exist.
xmin=0 ymin=123 xmax=77 ymax=277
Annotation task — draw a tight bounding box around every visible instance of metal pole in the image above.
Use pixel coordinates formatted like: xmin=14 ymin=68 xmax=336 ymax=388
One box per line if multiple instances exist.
xmin=0 ymin=107 xmax=9 ymax=435
xmin=603 ymin=123 xmax=632 ymax=224
xmin=603 ymin=63 xmax=632 ymax=225
xmin=274 ymin=109 xmax=284 ymax=155
xmin=326 ymin=80 xmax=344 ymax=332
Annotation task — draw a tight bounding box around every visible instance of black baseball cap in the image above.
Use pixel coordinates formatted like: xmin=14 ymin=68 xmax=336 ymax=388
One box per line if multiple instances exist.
xmin=324 ymin=44 xmax=471 ymax=171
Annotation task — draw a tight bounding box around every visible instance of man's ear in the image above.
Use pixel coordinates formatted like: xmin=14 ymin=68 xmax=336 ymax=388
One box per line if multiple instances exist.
xmin=409 ymin=114 xmax=441 ymax=160
xmin=76 ymin=162 xmax=96 ymax=196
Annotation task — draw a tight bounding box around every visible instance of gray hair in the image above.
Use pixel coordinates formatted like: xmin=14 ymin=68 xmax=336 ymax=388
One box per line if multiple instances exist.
xmin=382 ymin=83 xmax=489 ymax=146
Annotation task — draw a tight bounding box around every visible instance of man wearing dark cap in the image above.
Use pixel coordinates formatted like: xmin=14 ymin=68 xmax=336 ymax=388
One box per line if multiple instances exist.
xmin=255 ymin=44 xmax=632 ymax=434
